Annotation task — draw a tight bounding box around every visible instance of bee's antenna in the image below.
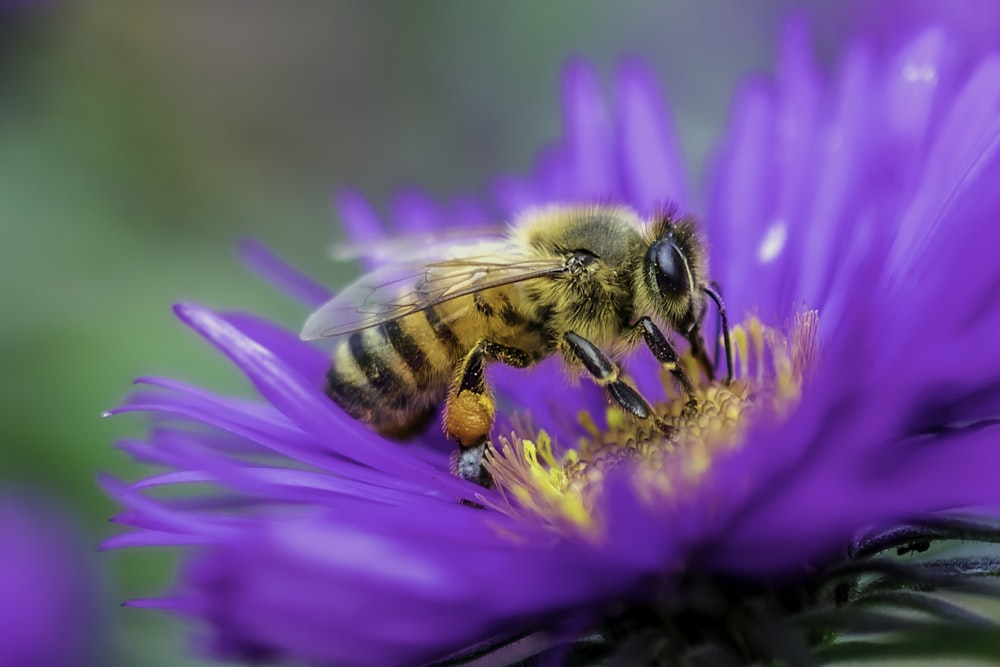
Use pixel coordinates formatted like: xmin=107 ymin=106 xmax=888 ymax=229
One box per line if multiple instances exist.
xmin=703 ymin=285 xmax=733 ymax=385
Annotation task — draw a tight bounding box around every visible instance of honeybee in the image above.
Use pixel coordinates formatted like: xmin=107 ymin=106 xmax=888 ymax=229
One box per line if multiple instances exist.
xmin=301 ymin=205 xmax=733 ymax=486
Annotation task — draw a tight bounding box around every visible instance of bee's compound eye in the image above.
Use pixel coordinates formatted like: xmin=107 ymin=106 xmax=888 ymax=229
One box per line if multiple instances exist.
xmin=646 ymin=238 xmax=690 ymax=299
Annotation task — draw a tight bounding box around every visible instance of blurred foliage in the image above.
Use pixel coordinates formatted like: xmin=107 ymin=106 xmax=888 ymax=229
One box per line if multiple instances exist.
xmin=0 ymin=1 xmax=971 ymax=665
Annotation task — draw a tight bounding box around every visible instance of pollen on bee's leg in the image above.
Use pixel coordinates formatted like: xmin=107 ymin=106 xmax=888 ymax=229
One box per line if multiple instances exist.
xmin=445 ymin=390 xmax=496 ymax=448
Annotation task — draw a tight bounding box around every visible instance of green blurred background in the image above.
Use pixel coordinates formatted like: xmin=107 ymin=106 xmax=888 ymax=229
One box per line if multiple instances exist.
xmin=0 ymin=1 xmax=988 ymax=665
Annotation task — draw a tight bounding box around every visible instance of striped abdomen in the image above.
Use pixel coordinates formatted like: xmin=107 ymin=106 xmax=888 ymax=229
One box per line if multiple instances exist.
xmin=324 ymin=304 xmax=466 ymax=438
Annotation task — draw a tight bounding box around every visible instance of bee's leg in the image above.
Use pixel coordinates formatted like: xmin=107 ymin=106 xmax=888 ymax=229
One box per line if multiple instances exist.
xmin=636 ymin=317 xmax=700 ymax=416
xmin=563 ymin=331 xmax=671 ymax=435
xmin=686 ymin=327 xmax=715 ymax=382
xmin=702 ymin=283 xmax=734 ymax=385
xmin=636 ymin=317 xmax=697 ymax=395
xmin=709 ymin=280 xmax=725 ymax=377
xmin=446 ymin=340 xmax=532 ymax=487
xmin=454 ymin=442 xmax=491 ymax=489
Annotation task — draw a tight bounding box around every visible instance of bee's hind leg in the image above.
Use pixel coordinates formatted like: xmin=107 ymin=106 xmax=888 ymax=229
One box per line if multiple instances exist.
xmin=453 ymin=443 xmax=491 ymax=489
xmin=445 ymin=340 xmax=533 ymax=487
xmin=563 ymin=331 xmax=672 ymax=436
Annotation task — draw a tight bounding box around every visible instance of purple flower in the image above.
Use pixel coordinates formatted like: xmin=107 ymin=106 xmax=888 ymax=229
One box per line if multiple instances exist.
xmin=0 ymin=492 xmax=105 ymax=667
xmin=106 ymin=18 xmax=1000 ymax=666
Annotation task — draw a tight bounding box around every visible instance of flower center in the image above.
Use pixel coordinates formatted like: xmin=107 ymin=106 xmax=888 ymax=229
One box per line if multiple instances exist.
xmin=484 ymin=310 xmax=819 ymax=534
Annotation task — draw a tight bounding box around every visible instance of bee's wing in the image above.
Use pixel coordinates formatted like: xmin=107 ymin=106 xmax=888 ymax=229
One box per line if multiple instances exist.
xmin=331 ymin=225 xmax=509 ymax=264
xmin=301 ymin=244 xmax=565 ymax=340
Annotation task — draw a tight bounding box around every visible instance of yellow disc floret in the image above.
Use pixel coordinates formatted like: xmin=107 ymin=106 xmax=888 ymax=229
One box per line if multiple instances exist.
xmin=484 ymin=311 xmax=819 ymax=537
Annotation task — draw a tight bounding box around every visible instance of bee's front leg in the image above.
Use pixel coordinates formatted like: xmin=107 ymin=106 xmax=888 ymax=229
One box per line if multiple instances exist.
xmin=636 ymin=317 xmax=696 ymax=393
xmin=446 ymin=340 xmax=532 ymax=487
xmin=563 ymin=331 xmax=672 ymax=435
xmin=702 ymin=283 xmax=734 ymax=385
xmin=635 ymin=317 xmax=699 ymax=415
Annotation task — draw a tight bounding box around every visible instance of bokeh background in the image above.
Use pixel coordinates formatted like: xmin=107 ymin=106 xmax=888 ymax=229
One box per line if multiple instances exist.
xmin=1 ymin=1 xmax=996 ymax=665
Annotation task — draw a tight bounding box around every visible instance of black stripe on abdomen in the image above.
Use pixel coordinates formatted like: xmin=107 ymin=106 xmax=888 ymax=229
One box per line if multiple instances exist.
xmin=384 ymin=319 xmax=431 ymax=389
xmin=423 ymin=306 xmax=463 ymax=357
xmin=323 ymin=364 xmax=372 ymax=420
xmin=348 ymin=329 xmax=409 ymax=401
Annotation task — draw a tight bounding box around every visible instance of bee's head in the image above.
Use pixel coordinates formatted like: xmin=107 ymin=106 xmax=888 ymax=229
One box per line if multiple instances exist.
xmin=640 ymin=211 xmax=734 ymax=385
xmin=641 ymin=214 xmax=706 ymax=330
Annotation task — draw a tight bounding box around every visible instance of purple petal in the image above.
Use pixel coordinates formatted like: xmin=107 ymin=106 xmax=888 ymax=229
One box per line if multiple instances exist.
xmin=490 ymin=173 xmax=542 ymax=216
xmin=491 ymin=358 xmax=609 ymax=443
xmin=795 ymin=43 xmax=875 ymax=310
xmin=614 ymin=58 xmax=691 ymax=215
xmin=173 ymin=302 xmax=479 ymax=500
xmin=704 ymin=78 xmax=777 ymax=320
xmin=0 ymin=494 xmax=106 ymax=667
xmin=712 ymin=423 xmax=1000 ymax=574
xmin=236 ymin=239 xmax=331 ymax=309
xmin=101 ymin=474 xmax=239 ymax=539
xmin=390 ymin=188 xmax=443 ymax=235
xmin=879 ymin=28 xmax=953 ymax=158
xmin=182 ymin=505 xmax=644 ymax=667
xmin=762 ymin=18 xmax=822 ymax=312
xmin=445 ymin=195 xmax=490 ymax=228
xmin=117 ymin=379 xmax=466 ymax=500
xmin=221 ymin=311 xmax=329 ymax=387
xmin=890 ymin=53 xmax=1000 ymax=274
xmin=334 ymin=190 xmax=386 ymax=272
xmin=560 ymin=59 xmax=617 ymax=201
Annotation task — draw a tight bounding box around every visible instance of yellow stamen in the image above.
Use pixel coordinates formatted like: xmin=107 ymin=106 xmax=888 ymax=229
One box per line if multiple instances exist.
xmin=485 ymin=312 xmax=819 ymax=536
